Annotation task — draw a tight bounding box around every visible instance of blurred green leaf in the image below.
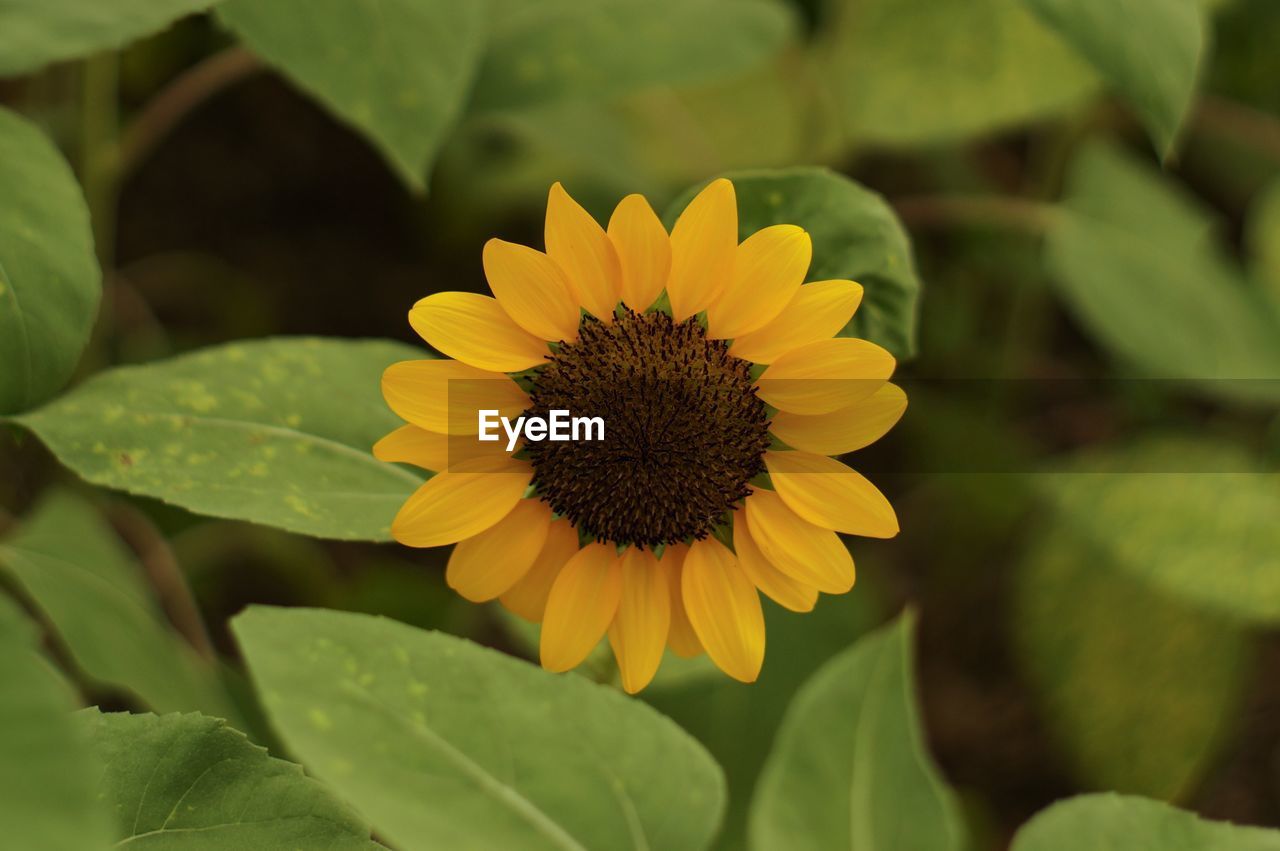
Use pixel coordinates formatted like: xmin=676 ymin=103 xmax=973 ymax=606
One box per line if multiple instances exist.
xmin=749 ymin=612 xmax=965 ymax=851
xmin=13 ymin=337 xmax=424 ymax=540
xmin=646 ymin=587 xmax=883 ymax=851
xmin=665 ymin=167 xmax=921 ymax=357
xmin=0 ymin=491 xmax=234 ymax=717
xmin=217 ymin=0 xmax=486 ymax=189
xmin=0 ymin=106 xmax=100 ymax=415
xmin=1022 ymin=0 xmax=1203 ymax=156
xmin=1014 ymin=526 xmax=1249 ymax=800
xmin=1247 ymin=178 xmax=1280 ymax=303
xmin=233 ymin=606 xmax=726 ymax=851
xmin=1047 ymin=141 xmax=1280 ymax=403
xmin=78 ymin=709 xmax=379 ymax=849
xmin=1040 ymin=436 xmax=1280 ymax=624
xmin=0 ymin=596 xmax=112 ymax=851
xmin=817 ymin=0 xmax=1098 ymax=146
xmin=0 ymin=0 xmax=214 ymax=76
xmin=1011 ymin=794 xmax=1280 ymax=850
xmin=471 ymin=0 xmax=796 ymax=111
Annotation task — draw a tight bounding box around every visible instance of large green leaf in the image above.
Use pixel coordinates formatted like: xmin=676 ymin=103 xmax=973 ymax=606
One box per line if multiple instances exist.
xmin=1047 ymin=141 xmax=1280 ymax=404
xmin=0 ymin=596 xmax=112 ymax=851
xmin=1014 ymin=527 xmax=1249 ymax=800
xmin=816 ymin=0 xmax=1099 ymax=146
xmin=749 ymin=612 xmax=965 ymax=851
xmin=13 ymin=337 xmax=424 ymax=540
xmin=233 ymin=606 xmax=726 ymax=851
xmin=79 ymin=710 xmax=379 ymax=849
xmin=0 ymin=106 xmax=99 ymax=414
xmin=1247 ymin=178 xmax=1280 ymax=304
xmin=471 ymin=0 xmax=796 ymax=111
xmin=217 ymin=0 xmax=486 ymax=189
xmin=1039 ymin=436 xmax=1280 ymax=624
xmin=645 ymin=586 xmax=882 ymax=851
xmin=1022 ymin=0 xmax=1203 ymax=156
xmin=0 ymin=491 xmax=233 ymax=716
xmin=0 ymin=0 xmax=214 ymax=76
xmin=665 ymin=167 xmax=921 ymax=357
xmin=1011 ymin=794 xmax=1280 ymax=850
xmin=655 ymin=602 xmax=869 ymax=832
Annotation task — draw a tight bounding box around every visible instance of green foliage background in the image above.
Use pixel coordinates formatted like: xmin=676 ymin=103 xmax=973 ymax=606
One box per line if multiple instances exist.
xmin=1 ymin=0 xmax=1279 ymax=848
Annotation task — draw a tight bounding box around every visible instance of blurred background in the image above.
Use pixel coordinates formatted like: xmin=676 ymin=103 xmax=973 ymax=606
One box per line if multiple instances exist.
xmin=2 ymin=0 xmax=1279 ymax=848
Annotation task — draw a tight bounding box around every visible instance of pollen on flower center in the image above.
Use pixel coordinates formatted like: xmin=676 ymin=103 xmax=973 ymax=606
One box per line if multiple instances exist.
xmin=524 ymin=308 xmax=771 ymax=549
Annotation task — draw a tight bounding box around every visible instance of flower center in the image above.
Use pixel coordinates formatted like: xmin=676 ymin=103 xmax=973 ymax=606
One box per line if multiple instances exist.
xmin=524 ymin=308 xmax=770 ymax=549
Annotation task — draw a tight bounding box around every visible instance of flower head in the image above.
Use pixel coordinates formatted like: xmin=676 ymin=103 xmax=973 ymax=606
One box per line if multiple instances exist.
xmin=376 ymin=180 xmax=904 ymax=692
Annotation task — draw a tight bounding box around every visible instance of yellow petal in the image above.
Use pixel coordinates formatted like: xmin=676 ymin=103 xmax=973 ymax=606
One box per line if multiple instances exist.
xmin=733 ymin=514 xmax=817 ymax=613
xmin=373 ymin=425 xmax=448 ymax=472
xmin=482 ymin=238 xmax=581 ymax=342
xmin=545 ymin=182 xmax=620 ymax=320
xmin=729 ymin=279 xmax=863 ymax=364
xmin=755 ymin=338 xmax=895 ymax=414
xmin=607 ymin=548 xmax=671 ymax=693
xmin=408 ymin=292 xmax=549 ymax=373
xmin=446 ymin=499 xmax=553 ymax=602
xmin=659 ymin=545 xmax=703 ymax=658
xmin=391 ymin=457 xmax=532 ymax=548
xmin=681 ymin=539 xmax=765 ymax=683
xmin=667 ymin=178 xmax=737 ymax=321
xmin=765 ymin=451 xmax=899 ymax=538
xmin=607 ymin=193 xmax=670 ymax=311
xmin=743 ymin=489 xmax=855 ymax=593
xmin=707 ymin=225 xmax=811 ymax=340
xmin=382 ymin=359 xmax=529 ymax=435
xmin=769 ymin=383 xmax=907 ymax=456
xmin=499 ymin=519 xmax=580 ymax=622
xmin=540 ymin=543 xmax=622 ymax=672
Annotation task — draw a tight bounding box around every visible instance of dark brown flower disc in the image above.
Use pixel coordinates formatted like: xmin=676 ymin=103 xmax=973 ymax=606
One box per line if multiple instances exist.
xmin=524 ymin=308 xmax=770 ymax=549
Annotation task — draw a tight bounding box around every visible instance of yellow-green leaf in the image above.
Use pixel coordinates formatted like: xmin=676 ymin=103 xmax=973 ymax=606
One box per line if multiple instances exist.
xmin=217 ymin=0 xmax=486 ymax=189
xmin=0 ymin=106 xmax=99 ymax=414
xmin=234 ymin=606 xmax=726 ymax=851
xmin=749 ymin=612 xmax=965 ymax=851
xmin=13 ymin=337 xmax=425 ymax=541
xmin=1012 ymin=794 xmax=1280 ymax=850
xmin=1022 ymin=0 xmax=1203 ymax=156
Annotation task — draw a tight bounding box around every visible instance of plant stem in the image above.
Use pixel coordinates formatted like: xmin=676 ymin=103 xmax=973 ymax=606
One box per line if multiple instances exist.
xmin=117 ymin=47 xmax=262 ymax=182
xmin=892 ymin=195 xmax=1059 ymax=233
xmin=1196 ymin=95 xmax=1280 ymax=164
xmin=79 ymin=53 xmax=120 ymax=272
xmin=106 ymin=503 xmax=217 ymax=662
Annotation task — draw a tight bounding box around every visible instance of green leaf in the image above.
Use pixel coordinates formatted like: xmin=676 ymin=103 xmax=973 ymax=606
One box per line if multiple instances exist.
xmin=1021 ymin=0 xmax=1204 ymax=156
xmin=78 ymin=709 xmax=380 ymax=849
xmin=749 ymin=612 xmax=965 ymax=851
xmin=1247 ymin=178 xmax=1280 ymax=304
xmin=1046 ymin=141 xmax=1280 ymax=404
xmin=470 ymin=0 xmax=796 ymax=111
xmin=0 ymin=491 xmax=234 ymax=718
xmin=0 ymin=596 xmax=112 ymax=851
xmin=0 ymin=106 xmax=100 ymax=414
xmin=664 ymin=167 xmax=921 ymax=357
xmin=1039 ymin=436 xmax=1280 ymax=624
xmin=1011 ymin=794 xmax=1280 ymax=850
xmin=1014 ymin=526 xmax=1249 ymax=800
xmin=217 ymin=0 xmax=486 ymax=189
xmin=13 ymin=337 xmax=424 ymax=540
xmin=646 ymin=588 xmax=883 ymax=851
xmin=233 ymin=606 xmax=726 ymax=851
xmin=0 ymin=0 xmax=215 ymax=76
xmin=816 ymin=0 xmax=1099 ymax=146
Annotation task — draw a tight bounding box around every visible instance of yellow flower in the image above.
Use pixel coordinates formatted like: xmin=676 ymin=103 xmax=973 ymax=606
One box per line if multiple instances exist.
xmin=376 ymin=180 xmax=904 ymax=693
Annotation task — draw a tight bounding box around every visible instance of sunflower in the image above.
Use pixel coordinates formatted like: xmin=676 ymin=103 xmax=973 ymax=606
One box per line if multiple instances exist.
xmin=375 ymin=180 xmax=905 ymax=693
